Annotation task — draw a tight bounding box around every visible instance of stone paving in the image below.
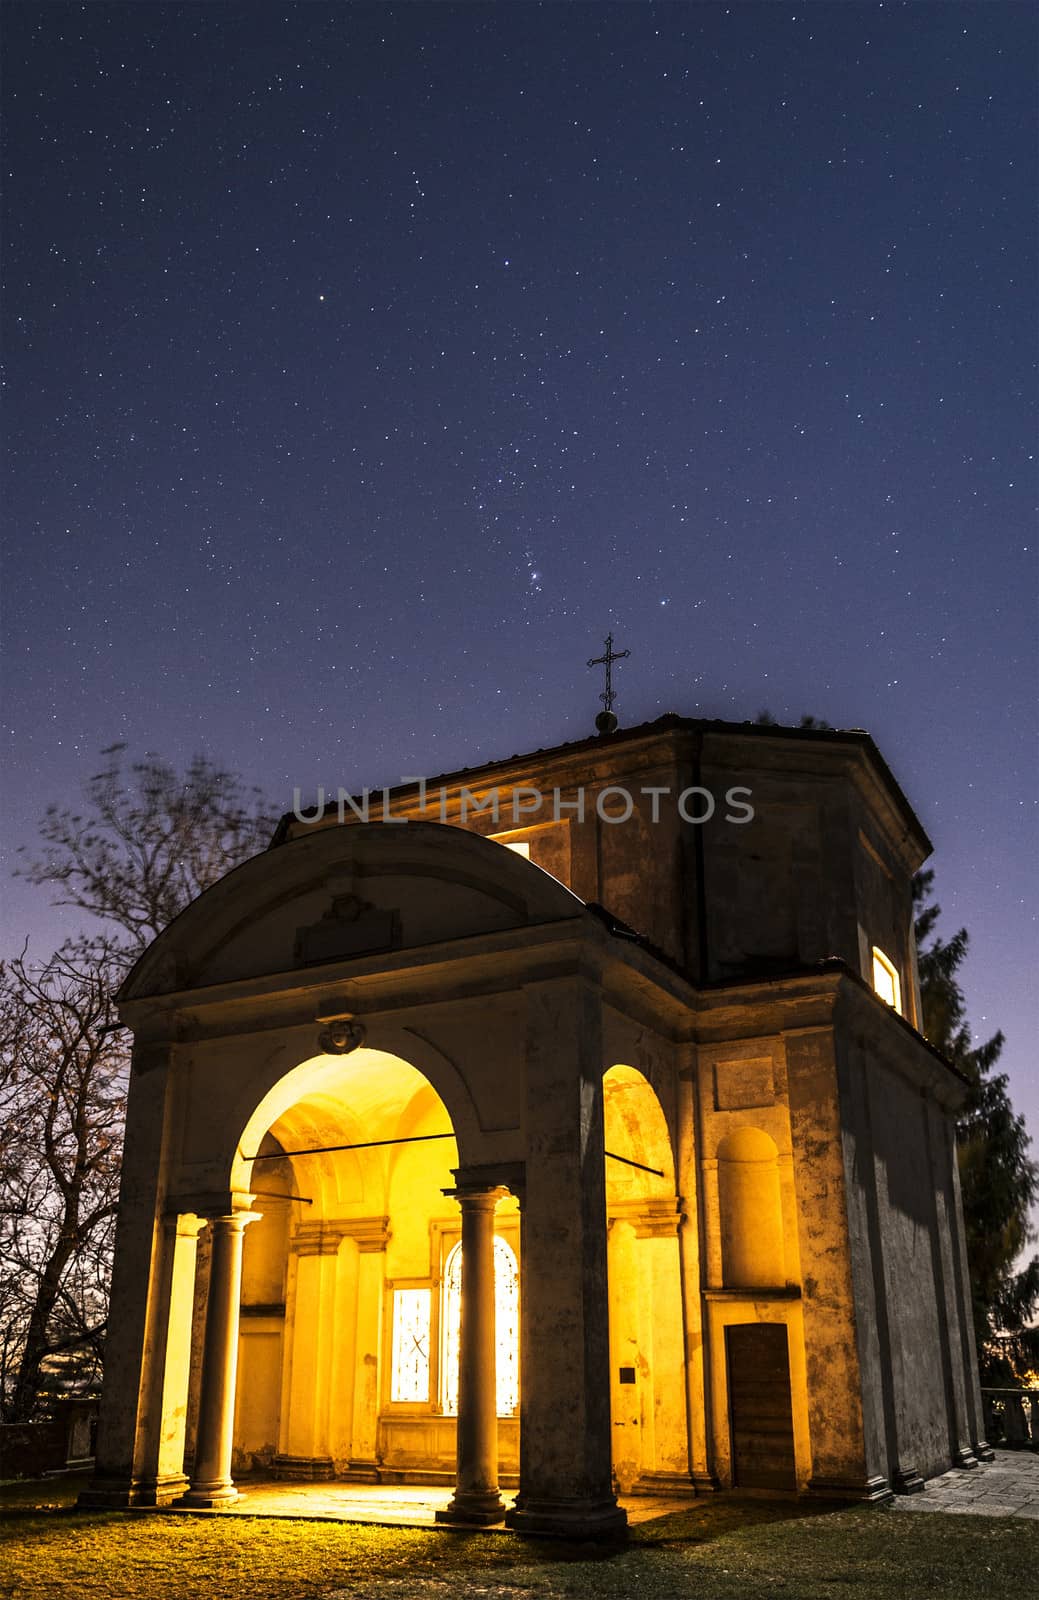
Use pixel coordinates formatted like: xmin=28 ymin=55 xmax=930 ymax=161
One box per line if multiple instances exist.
xmin=891 ymin=1449 xmax=1039 ymax=1520
xmin=156 ymin=1480 xmax=696 ymax=1530
xmin=152 ymin=1450 xmax=1039 ymax=1529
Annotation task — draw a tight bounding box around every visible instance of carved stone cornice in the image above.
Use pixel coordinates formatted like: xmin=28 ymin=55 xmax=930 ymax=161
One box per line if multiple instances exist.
xmin=295 ymin=1215 xmax=393 ymax=1255
xmin=606 ymin=1196 xmax=681 ymax=1238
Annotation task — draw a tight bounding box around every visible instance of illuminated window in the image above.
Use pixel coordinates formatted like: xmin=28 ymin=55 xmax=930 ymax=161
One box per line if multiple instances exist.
xmin=441 ymin=1243 xmax=461 ymax=1415
xmin=493 ymin=1237 xmax=520 ymax=1416
xmin=390 ymin=1288 xmax=431 ymax=1402
xmin=441 ymin=1236 xmax=519 ymax=1417
xmin=871 ymin=947 xmax=902 ymax=1014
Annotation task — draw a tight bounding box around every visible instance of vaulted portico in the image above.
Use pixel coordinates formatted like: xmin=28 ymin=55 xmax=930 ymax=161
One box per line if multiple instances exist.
xmin=84 ymin=819 xmax=695 ymax=1538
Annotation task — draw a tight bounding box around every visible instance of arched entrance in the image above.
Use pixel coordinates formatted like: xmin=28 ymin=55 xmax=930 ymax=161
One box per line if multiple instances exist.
xmin=86 ymin=818 xmax=641 ymax=1536
xmin=195 ymin=1046 xmax=522 ymax=1493
xmin=603 ymin=1065 xmax=688 ymax=1493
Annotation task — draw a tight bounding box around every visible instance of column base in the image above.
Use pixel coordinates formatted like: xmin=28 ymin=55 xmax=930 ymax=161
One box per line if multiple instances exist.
xmin=505 ymin=1494 xmax=628 ymax=1540
xmin=893 ymin=1466 xmax=925 ymax=1495
xmin=176 ymin=1481 xmax=239 ymax=1508
xmin=436 ymin=1489 xmax=507 ymax=1526
xmin=632 ymin=1471 xmax=698 ymax=1498
xmin=272 ymin=1455 xmax=335 ymax=1482
xmin=806 ymin=1474 xmax=895 ymax=1505
xmin=974 ymin=1439 xmax=996 ymax=1461
xmin=77 ymin=1472 xmax=191 ymax=1509
xmin=953 ymin=1447 xmax=979 ymax=1470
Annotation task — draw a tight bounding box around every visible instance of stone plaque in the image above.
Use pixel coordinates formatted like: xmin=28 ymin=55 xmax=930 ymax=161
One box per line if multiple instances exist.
xmin=295 ymin=894 xmax=400 ymax=966
xmin=714 ymin=1057 xmax=775 ymax=1111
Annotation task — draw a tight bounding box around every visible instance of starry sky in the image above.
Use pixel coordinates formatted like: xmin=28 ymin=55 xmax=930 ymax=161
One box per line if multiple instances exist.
xmin=3 ymin=4 xmax=1036 ymax=1156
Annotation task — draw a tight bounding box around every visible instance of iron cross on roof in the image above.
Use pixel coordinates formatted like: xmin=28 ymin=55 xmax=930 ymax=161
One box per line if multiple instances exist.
xmin=587 ymin=632 xmax=630 ymax=735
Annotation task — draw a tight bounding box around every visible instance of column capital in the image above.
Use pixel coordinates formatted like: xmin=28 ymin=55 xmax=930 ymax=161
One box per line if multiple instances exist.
xmin=204 ymin=1210 xmax=262 ymax=1233
xmin=450 ymin=1161 xmax=526 ymax=1203
xmin=163 ymin=1212 xmax=207 ymax=1241
xmin=170 ymin=1190 xmax=258 ymax=1221
xmin=443 ymin=1184 xmax=508 ymax=1211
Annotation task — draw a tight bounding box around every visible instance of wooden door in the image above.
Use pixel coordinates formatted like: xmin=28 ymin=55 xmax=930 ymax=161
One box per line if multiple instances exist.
xmin=725 ymin=1323 xmax=797 ymax=1490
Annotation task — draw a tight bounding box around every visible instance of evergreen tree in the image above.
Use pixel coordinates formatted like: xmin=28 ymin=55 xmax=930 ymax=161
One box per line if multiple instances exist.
xmin=914 ymin=870 xmax=1039 ymax=1381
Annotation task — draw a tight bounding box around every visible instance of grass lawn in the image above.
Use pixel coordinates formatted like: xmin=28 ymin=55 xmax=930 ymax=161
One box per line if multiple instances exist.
xmin=2 ymin=1476 xmax=1036 ymax=1600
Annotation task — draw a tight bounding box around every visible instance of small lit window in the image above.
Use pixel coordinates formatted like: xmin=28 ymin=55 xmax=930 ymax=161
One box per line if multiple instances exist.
xmin=390 ymin=1288 xmax=431 ymax=1402
xmin=871 ymin=947 xmax=902 ymax=1014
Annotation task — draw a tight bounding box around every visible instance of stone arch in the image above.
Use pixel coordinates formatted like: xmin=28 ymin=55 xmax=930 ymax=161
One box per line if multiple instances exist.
xmin=226 ymin=1044 xmax=465 ymax=1481
xmin=602 ymin=1064 xmax=686 ymax=1493
xmin=716 ymin=1126 xmax=785 ymax=1289
xmin=91 ymin=817 xmax=632 ymax=1531
xmin=220 ymin=1028 xmax=485 ymax=1205
xmin=603 ymin=1063 xmax=676 ymax=1200
xmin=232 ymin=1046 xmax=459 ymax=1200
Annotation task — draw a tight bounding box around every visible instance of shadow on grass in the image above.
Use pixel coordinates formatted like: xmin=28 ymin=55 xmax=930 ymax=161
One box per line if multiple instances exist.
xmin=631 ymin=1492 xmax=857 ymax=1549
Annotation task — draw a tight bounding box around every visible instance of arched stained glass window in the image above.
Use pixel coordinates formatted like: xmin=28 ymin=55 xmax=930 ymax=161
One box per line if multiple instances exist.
xmin=441 ymin=1236 xmax=519 ymax=1418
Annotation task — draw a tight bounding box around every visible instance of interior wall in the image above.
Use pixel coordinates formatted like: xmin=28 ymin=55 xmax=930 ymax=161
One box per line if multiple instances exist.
xmin=226 ymin=1046 xmax=529 ymax=1483
xmin=603 ymin=1065 xmax=687 ymax=1491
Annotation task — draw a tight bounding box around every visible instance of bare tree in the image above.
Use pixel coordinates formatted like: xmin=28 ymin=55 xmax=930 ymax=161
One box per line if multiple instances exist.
xmin=0 ymin=939 xmax=127 ymax=1420
xmin=4 ymin=747 xmax=280 ymax=1419
xmin=17 ymin=743 xmax=279 ymax=950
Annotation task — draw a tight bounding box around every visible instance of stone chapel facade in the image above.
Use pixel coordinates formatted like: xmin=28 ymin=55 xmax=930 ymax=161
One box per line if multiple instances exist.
xmin=83 ymin=715 xmax=990 ymax=1536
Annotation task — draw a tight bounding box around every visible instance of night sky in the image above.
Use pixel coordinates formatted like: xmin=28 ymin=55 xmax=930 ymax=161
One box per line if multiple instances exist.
xmin=3 ymin=5 xmax=1036 ymax=1155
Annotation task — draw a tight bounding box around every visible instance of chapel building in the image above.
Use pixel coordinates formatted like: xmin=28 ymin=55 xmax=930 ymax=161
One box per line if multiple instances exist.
xmin=83 ymin=714 xmax=990 ymax=1537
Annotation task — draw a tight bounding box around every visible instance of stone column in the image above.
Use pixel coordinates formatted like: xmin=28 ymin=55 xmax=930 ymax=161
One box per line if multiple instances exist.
xmin=922 ymin=1097 xmax=978 ymax=1469
xmin=437 ymin=1186 xmax=507 ymax=1525
xmin=945 ymin=1112 xmax=994 ymax=1460
xmin=787 ymin=1026 xmax=887 ymax=1499
xmin=181 ymin=1210 xmax=258 ymax=1506
xmin=676 ymin=1061 xmax=717 ymax=1492
xmin=149 ymin=1214 xmax=206 ymax=1499
xmin=505 ymin=979 xmax=626 ymax=1539
xmin=80 ymin=1045 xmax=178 ymax=1507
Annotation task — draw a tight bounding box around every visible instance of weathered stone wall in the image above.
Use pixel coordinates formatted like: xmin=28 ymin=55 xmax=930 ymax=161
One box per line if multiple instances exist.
xmin=836 ymin=983 xmax=979 ymax=1489
xmin=279 ymin=720 xmax=931 ymax=1000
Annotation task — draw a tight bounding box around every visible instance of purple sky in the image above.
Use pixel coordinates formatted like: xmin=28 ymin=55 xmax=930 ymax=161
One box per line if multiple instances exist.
xmin=3 ymin=3 xmax=1036 ymax=1200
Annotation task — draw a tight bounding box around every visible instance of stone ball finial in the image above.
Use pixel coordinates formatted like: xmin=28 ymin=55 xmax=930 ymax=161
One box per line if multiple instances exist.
xmin=595 ymin=710 xmax=619 ymax=736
